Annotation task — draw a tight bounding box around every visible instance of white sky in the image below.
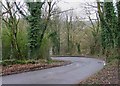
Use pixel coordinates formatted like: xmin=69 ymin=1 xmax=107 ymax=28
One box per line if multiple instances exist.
xmin=57 ymin=0 xmax=97 ymax=20
xmin=56 ymin=0 xmax=116 ymax=20
xmin=2 ymin=0 xmax=116 ymax=20
xmin=2 ymin=0 xmax=98 ymax=20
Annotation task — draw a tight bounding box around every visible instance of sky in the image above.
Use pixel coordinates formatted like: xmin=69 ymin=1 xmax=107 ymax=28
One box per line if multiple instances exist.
xmin=56 ymin=0 xmax=97 ymax=20
xmin=54 ymin=0 xmax=116 ymax=20
xmin=2 ymin=0 xmax=98 ymax=20
xmin=2 ymin=0 xmax=116 ymax=20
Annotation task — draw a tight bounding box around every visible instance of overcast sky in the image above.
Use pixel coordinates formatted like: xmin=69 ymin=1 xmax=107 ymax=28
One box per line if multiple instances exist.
xmin=54 ymin=0 xmax=117 ymax=20
xmin=56 ymin=0 xmax=97 ymax=20
xmin=2 ymin=0 xmax=98 ymax=20
xmin=2 ymin=0 xmax=116 ymax=20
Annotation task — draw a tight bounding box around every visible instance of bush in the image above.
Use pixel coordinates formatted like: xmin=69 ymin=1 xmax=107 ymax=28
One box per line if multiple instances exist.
xmin=17 ymin=28 xmax=28 ymax=59
xmin=1 ymin=59 xmax=38 ymax=66
xmin=2 ymin=28 xmax=12 ymax=60
xmin=38 ymin=34 xmax=51 ymax=60
xmin=2 ymin=26 xmax=51 ymax=62
xmin=2 ymin=27 xmax=28 ymax=60
xmin=1 ymin=59 xmax=17 ymax=66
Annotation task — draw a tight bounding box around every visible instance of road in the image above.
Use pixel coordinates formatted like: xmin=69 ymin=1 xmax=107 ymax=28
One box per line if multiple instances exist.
xmin=2 ymin=57 xmax=105 ymax=84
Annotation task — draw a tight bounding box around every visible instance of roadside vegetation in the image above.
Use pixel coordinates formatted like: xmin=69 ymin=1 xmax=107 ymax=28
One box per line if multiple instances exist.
xmin=0 ymin=0 xmax=119 ymax=84
xmin=80 ymin=59 xmax=118 ymax=84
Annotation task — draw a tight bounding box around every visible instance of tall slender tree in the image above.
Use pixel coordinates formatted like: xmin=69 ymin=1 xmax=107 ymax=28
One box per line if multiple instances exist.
xmin=2 ymin=1 xmax=23 ymax=59
xmin=116 ymin=1 xmax=120 ymax=58
xmin=104 ymin=0 xmax=117 ymax=48
xmin=97 ymin=0 xmax=117 ymax=60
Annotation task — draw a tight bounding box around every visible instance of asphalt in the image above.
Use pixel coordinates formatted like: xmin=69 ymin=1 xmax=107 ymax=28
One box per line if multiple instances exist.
xmin=1 ymin=57 xmax=105 ymax=84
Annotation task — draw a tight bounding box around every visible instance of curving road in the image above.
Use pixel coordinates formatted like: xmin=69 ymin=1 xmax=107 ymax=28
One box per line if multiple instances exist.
xmin=2 ymin=57 xmax=105 ymax=84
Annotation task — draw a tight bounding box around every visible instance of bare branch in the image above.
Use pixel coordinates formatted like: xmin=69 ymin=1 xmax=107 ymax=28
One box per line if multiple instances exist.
xmin=52 ymin=8 xmax=74 ymax=15
xmin=14 ymin=2 xmax=26 ymax=17
xmin=0 ymin=2 xmax=8 ymax=11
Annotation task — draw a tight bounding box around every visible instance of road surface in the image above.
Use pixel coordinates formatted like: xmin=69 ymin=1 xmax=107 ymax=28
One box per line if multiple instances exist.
xmin=2 ymin=57 xmax=105 ymax=84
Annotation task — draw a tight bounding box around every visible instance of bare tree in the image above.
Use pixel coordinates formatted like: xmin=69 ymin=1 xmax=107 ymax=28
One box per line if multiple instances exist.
xmin=1 ymin=0 xmax=23 ymax=59
xmin=83 ymin=2 xmax=101 ymax=55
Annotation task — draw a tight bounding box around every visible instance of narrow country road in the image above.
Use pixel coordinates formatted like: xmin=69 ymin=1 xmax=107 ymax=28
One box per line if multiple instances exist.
xmin=2 ymin=57 xmax=105 ymax=84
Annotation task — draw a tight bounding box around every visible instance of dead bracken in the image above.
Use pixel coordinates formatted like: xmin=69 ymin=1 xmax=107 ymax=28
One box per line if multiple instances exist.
xmin=79 ymin=59 xmax=119 ymax=84
xmin=1 ymin=60 xmax=71 ymax=76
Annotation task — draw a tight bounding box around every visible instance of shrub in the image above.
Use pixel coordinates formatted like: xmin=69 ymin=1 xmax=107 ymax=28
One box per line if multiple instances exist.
xmin=2 ymin=27 xmax=28 ymax=60
xmin=38 ymin=35 xmax=51 ymax=61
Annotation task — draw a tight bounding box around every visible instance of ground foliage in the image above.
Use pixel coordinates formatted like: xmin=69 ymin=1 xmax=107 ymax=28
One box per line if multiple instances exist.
xmin=79 ymin=59 xmax=119 ymax=84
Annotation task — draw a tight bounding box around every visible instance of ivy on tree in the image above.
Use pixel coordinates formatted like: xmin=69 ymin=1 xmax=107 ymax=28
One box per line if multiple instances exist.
xmin=26 ymin=2 xmax=44 ymax=58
